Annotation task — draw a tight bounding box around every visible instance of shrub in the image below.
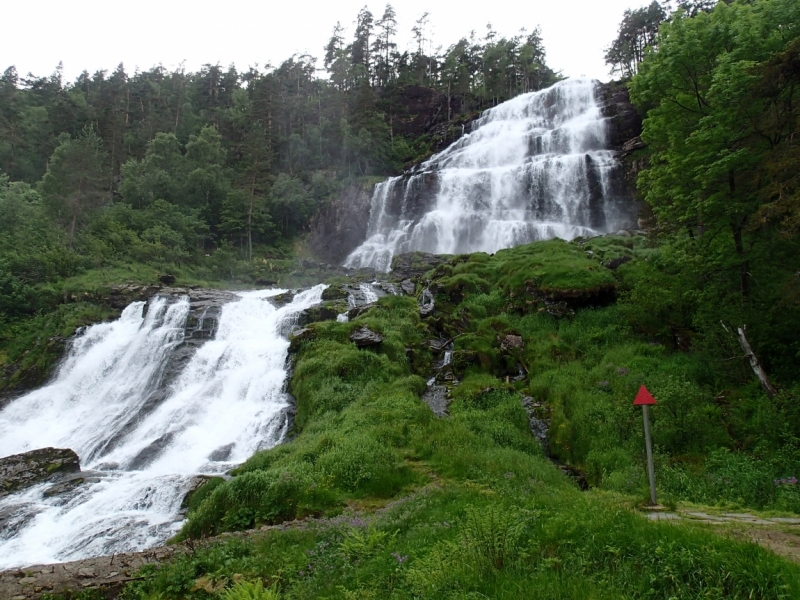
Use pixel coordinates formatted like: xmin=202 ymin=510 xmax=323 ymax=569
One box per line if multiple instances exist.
xmin=221 ymin=580 xmax=279 ymax=600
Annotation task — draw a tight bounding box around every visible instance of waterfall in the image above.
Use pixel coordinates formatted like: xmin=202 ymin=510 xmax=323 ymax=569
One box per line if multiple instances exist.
xmin=0 ymin=286 xmax=325 ymax=569
xmin=344 ymin=78 xmax=632 ymax=272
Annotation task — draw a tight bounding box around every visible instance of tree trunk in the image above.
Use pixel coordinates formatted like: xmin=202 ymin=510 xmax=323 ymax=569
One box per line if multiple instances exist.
xmin=248 ymin=172 xmax=256 ymax=261
xmin=69 ymin=203 xmax=77 ymax=248
xmin=731 ymin=222 xmax=750 ymax=297
xmin=728 ymin=171 xmax=750 ymax=297
xmin=735 ymin=325 xmax=777 ymax=398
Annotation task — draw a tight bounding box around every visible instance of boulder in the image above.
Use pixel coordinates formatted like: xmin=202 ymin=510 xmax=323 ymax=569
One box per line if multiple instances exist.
xmin=289 ymin=328 xmax=316 ymax=353
xmin=419 ymin=288 xmax=436 ymax=317
xmin=347 ymin=303 xmax=376 ymax=320
xmin=297 ymin=304 xmax=341 ymax=326
xmin=0 ymin=448 xmax=80 ymax=497
xmin=621 ymin=136 xmax=646 ymax=155
xmin=500 ymin=334 xmax=524 ymax=353
xmin=271 ymin=290 xmax=297 ymax=307
xmin=349 ymin=326 xmax=384 ymax=348
xmin=400 ymin=279 xmax=416 ymax=296
xmin=605 ymin=255 xmax=632 ymax=270
xmin=321 ymin=286 xmax=349 ymax=301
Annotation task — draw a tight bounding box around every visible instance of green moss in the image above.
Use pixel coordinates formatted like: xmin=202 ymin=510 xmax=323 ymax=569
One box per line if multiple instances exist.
xmin=0 ymin=301 xmax=118 ymax=393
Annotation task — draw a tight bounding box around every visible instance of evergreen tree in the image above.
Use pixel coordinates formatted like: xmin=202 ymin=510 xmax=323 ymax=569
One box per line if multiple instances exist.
xmin=605 ymin=2 xmax=667 ymax=78
xmin=40 ymin=127 xmax=108 ymax=244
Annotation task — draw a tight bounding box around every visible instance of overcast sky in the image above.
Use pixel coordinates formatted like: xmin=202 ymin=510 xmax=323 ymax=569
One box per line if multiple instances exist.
xmin=1 ymin=0 xmax=643 ymax=84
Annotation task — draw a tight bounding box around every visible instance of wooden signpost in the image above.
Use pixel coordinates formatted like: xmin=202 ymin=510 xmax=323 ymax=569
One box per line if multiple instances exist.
xmin=634 ymin=385 xmax=657 ymax=506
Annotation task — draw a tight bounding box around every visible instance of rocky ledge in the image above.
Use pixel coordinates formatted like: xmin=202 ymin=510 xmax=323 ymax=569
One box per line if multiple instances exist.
xmin=0 ymin=448 xmax=80 ymax=498
xmin=0 ymin=545 xmax=179 ymax=600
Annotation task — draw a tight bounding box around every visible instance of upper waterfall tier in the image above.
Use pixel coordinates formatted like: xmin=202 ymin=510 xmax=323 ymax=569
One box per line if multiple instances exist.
xmin=344 ymin=78 xmax=634 ymax=272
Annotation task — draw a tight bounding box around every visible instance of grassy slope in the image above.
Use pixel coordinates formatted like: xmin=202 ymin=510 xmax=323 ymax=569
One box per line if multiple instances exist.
xmin=116 ymin=238 xmax=800 ymax=600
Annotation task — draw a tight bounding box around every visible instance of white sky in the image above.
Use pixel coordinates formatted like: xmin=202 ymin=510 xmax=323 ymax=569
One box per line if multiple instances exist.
xmin=1 ymin=0 xmax=643 ymax=84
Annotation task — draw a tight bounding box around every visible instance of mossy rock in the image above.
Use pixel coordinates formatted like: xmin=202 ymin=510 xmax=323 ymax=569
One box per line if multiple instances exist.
xmin=289 ymin=327 xmax=317 ymax=353
xmin=298 ymin=303 xmax=345 ymax=325
xmin=321 ymin=286 xmax=349 ymax=301
xmin=0 ymin=447 xmax=81 ymax=497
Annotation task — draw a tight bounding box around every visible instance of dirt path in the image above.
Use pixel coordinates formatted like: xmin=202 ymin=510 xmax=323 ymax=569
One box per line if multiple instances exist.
xmin=646 ymin=509 xmax=800 ymax=563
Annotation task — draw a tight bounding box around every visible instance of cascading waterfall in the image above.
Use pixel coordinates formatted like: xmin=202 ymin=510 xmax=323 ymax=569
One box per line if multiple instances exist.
xmin=336 ymin=283 xmax=381 ymax=323
xmin=0 ymin=286 xmax=325 ymax=569
xmin=344 ymin=78 xmax=632 ymax=272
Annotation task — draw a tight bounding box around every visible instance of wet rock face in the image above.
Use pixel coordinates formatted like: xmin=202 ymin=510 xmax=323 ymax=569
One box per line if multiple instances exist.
xmin=289 ymin=328 xmax=316 ymax=353
xmin=270 ymin=290 xmax=297 ymax=307
xmin=160 ymin=289 xmax=238 ymax=375
xmin=389 ymin=85 xmax=458 ymax=138
xmin=400 ymin=279 xmax=416 ymax=296
xmin=321 ymin=286 xmax=349 ymax=301
xmin=521 ymin=397 xmax=550 ymax=455
xmin=86 ymin=288 xmax=240 ymax=464
xmin=349 ymin=327 xmax=384 ymax=348
xmin=297 ymin=304 xmax=342 ymax=326
xmin=308 ymin=182 xmax=374 ymax=264
xmin=0 ymin=448 xmax=80 ymax=498
xmin=596 ymin=81 xmax=642 ymax=151
xmin=422 ymin=385 xmax=449 ymax=417
xmin=390 ymin=252 xmax=451 ymax=280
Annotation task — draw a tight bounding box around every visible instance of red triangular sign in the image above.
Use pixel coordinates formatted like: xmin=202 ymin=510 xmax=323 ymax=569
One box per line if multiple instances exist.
xmin=633 ymin=385 xmax=656 ymax=406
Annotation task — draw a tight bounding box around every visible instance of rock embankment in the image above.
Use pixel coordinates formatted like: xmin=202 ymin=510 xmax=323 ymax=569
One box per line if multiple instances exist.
xmin=0 ymin=545 xmax=179 ymax=600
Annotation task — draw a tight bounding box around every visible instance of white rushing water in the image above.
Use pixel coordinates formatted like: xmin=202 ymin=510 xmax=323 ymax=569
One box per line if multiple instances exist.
xmin=0 ymin=286 xmax=325 ymax=569
xmin=344 ymin=78 xmax=632 ymax=271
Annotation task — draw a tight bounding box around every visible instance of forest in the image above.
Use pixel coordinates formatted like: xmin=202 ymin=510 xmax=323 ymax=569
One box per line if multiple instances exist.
xmin=0 ymin=6 xmax=558 ymax=325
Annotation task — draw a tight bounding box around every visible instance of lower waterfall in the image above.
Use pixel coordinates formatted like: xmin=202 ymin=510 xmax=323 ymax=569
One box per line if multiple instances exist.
xmin=344 ymin=78 xmax=633 ymax=272
xmin=0 ymin=286 xmax=325 ymax=569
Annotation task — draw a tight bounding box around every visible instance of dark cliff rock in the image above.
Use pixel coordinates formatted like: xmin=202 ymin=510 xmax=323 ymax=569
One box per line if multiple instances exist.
xmin=390 ymin=252 xmax=451 ymax=280
xmin=308 ymin=180 xmax=374 ymax=264
xmin=596 ymin=80 xmax=642 ymax=151
xmin=387 ymin=85 xmax=461 ymax=138
xmin=289 ymin=328 xmax=316 ymax=353
xmin=0 ymin=448 xmax=81 ymax=498
xmin=426 ymin=112 xmax=479 ymax=154
xmin=308 ymin=86 xmax=479 ymax=265
xmin=596 ymin=80 xmax=648 ymax=204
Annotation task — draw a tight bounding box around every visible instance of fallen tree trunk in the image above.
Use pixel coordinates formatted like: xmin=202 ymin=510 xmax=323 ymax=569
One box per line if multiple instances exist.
xmin=735 ymin=325 xmax=777 ymax=398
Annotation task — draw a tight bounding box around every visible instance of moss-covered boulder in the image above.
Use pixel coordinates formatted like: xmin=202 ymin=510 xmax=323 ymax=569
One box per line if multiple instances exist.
xmin=321 ymin=285 xmax=349 ymax=301
xmin=0 ymin=447 xmax=81 ymax=497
